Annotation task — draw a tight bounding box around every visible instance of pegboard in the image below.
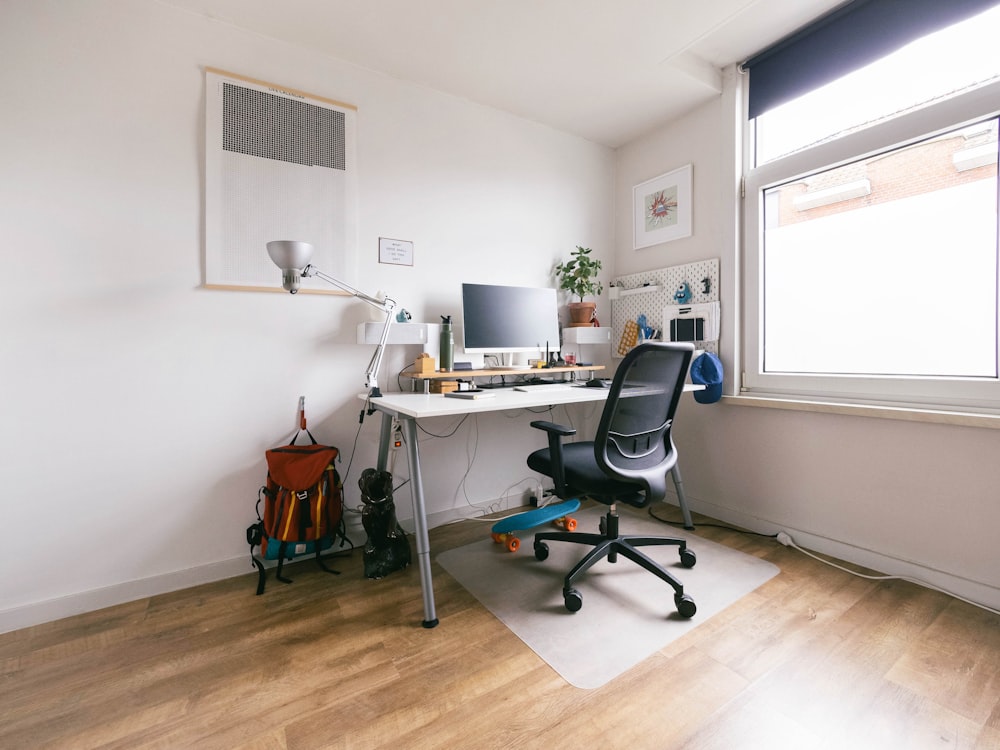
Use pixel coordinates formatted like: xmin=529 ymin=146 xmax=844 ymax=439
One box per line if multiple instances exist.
xmin=610 ymin=258 xmax=719 ymax=358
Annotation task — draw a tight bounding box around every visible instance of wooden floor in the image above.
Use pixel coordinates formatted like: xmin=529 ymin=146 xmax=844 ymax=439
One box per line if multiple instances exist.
xmin=2 ymin=506 xmax=999 ymax=750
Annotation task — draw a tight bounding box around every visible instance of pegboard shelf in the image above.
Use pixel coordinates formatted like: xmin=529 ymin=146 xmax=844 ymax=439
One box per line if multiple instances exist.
xmin=562 ymin=327 xmax=612 ymax=344
xmin=609 ymin=285 xmax=661 ymax=300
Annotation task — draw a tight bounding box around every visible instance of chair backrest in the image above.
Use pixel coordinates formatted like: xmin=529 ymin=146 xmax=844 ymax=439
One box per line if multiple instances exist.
xmin=593 ymin=342 xmax=695 ymax=504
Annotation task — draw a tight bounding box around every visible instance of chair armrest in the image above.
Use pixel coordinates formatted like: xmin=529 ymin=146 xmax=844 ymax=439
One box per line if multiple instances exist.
xmin=529 ymin=421 xmax=576 ymax=498
xmin=529 ymin=420 xmax=576 ymax=437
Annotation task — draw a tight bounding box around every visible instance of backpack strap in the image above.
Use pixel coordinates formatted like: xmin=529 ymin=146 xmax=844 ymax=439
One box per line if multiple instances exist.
xmin=291 ymin=396 xmax=315 ymax=445
xmin=280 ymin=492 xmax=300 ymax=541
xmin=247 ymin=486 xmax=267 ymax=595
xmin=275 ymin=541 xmax=293 ymax=584
xmin=289 ymin=428 xmax=318 ymax=445
xmin=314 ymin=545 xmax=342 ymax=575
xmin=246 ymin=523 xmax=266 ymax=595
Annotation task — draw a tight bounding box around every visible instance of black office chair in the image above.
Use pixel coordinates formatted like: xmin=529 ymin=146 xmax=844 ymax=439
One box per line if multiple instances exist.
xmin=528 ymin=342 xmax=697 ymax=618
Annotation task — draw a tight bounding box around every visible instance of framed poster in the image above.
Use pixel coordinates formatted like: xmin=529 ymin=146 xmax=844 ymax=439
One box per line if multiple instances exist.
xmin=633 ymin=164 xmax=692 ymax=249
xmin=203 ymin=68 xmax=358 ymax=294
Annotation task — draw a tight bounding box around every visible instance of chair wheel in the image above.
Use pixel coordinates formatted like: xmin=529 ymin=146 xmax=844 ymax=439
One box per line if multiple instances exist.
xmin=674 ymin=593 xmax=696 ymax=618
xmin=564 ymin=588 xmax=583 ymax=612
xmin=534 ymin=542 xmax=549 ymax=561
xmin=599 ymin=517 xmax=607 ymax=535
xmin=680 ymin=548 xmax=697 ymax=568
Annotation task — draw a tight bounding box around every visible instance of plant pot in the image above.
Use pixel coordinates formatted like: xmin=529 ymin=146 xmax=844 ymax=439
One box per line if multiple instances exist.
xmin=567 ymin=301 xmax=597 ymax=328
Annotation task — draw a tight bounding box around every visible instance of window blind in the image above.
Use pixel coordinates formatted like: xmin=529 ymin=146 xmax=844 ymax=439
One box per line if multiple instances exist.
xmin=743 ymin=0 xmax=1000 ymax=119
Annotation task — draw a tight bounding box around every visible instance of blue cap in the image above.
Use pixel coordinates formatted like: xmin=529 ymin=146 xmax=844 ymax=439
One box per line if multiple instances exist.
xmin=690 ymin=352 xmax=723 ymax=404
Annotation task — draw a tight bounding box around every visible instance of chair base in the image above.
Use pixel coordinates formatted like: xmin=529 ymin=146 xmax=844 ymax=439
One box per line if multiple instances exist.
xmin=533 ymin=506 xmax=697 ymax=617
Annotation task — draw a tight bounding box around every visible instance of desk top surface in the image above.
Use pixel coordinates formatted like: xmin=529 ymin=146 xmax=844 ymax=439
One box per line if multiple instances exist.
xmin=362 ymin=383 xmax=701 ymax=419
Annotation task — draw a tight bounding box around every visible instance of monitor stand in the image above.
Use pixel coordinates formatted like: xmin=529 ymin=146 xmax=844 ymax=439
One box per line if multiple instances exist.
xmin=479 ymin=353 xmax=542 ymax=388
xmin=484 ymin=352 xmax=532 ymax=371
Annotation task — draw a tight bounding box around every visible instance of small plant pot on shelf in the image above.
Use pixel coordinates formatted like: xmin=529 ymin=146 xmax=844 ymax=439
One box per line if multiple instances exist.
xmin=567 ymin=301 xmax=596 ymax=327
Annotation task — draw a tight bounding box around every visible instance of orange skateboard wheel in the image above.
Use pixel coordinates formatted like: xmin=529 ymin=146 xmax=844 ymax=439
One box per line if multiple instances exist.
xmin=554 ymin=515 xmax=578 ymax=531
xmin=506 ymin=536 xmax=520 ymax=553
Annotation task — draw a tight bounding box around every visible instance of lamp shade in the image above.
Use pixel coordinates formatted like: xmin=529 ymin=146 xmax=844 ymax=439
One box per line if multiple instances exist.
xmin=266 ymin=240 xmax=314 ymax=271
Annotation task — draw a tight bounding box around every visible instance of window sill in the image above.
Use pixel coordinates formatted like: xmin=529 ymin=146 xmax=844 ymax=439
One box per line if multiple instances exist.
xmin=723 ymin=394 xmax=1000 ymax=430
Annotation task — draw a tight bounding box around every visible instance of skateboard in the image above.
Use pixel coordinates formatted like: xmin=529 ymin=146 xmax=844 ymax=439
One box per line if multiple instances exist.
xmin=490 ymin=499 xmax=581 ymax=552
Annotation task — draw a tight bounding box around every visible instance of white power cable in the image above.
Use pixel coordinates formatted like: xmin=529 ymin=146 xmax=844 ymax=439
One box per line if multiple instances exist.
xmin=776 ymin=531 xmax=1000 ymax=617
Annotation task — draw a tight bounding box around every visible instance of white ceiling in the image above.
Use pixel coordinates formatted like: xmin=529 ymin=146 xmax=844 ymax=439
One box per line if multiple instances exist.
xmin=162 ymin=0 xmax=845 ymax=147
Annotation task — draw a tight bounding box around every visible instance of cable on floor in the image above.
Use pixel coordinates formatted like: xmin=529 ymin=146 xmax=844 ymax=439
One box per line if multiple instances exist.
xmin=647 ymin=507 xmax=779 ymax=539
xmin=649 ymin=506 xmax=1000 ymax=617
xmin=776 ymin=532 xmax=1000 ymax=617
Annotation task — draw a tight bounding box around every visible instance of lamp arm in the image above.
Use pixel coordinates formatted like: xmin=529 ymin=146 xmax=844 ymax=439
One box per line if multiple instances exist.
xmin=302 ymin=264 xmax=397 ymax=397
xmin=363 ymin=311 xmax=395 ymax=397
xmin=303 ymin=265 xmax=395 ymax=314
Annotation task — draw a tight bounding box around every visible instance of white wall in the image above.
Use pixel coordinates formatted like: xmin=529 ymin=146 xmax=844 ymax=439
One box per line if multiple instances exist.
xmin=615 ymin=71 xmax=1000 ymax=610
xmin=0 ymin=0 xmax=615 ymax=631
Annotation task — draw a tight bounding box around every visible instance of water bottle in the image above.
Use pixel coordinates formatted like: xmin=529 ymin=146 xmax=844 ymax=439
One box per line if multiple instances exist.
xmin=440 ymin=315 xmax=454 ymax=371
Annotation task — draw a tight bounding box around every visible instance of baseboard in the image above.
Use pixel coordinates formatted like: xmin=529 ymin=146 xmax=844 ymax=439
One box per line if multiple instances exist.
xmin=0 ymin=505 xmax=449 ymax=636
xmin=0 ymin=557 xmax=253 ymax=635
xmin=680 ymin=494 xmax=1000 ymax=613
xmin=396 ymin=506 xmax=482 ymax=534
xmin=1 ymin=522 xmax=369 ymax=636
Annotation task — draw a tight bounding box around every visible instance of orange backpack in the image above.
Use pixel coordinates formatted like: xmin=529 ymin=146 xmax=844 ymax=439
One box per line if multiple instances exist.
xmin=247 ymin=428 xmax=349 ymax=594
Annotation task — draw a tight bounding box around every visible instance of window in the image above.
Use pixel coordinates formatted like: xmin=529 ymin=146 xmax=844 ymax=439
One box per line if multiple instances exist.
xmin=743 ymin=3 xmax=1000 ymax=413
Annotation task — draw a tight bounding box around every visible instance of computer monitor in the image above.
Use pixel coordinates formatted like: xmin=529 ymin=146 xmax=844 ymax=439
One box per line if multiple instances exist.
xmin=461 ymin=283 xmax=561 ymax=359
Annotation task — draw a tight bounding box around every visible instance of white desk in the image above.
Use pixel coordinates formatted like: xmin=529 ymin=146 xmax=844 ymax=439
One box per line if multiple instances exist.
xmin=362 ymin=384 xmax=699 ymax=628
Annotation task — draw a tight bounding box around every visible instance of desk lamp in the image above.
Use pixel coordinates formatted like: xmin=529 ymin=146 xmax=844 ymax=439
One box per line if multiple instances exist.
xmin=266 ymin=240 xmax=396 ymax=399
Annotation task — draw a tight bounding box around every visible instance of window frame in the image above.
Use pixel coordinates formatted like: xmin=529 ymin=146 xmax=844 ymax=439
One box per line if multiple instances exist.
xmin=743 ymin=78 xmax=1000 ymax=414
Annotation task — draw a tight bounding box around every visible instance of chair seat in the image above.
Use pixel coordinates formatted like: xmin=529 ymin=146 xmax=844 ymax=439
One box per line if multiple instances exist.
xmin=527 ymin=442 xmax=648 ymax=507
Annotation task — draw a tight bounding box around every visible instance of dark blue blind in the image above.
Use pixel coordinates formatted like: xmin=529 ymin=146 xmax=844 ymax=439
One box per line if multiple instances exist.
xmin=743 ymin=0 xmax=999 ymax=119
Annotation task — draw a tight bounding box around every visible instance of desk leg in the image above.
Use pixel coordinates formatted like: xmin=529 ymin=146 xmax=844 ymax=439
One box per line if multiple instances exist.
xmin=399 ymin=416 xmax=439 ymax=628
xmin=376 ymin=411 xmax=393 ymax=471
xmin=671 ymin=464 xmax=695 ymax=530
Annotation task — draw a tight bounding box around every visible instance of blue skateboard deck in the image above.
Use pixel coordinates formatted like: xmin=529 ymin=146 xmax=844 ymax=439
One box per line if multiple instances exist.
xmin=490 ymin=499 xmax=581 ymax=552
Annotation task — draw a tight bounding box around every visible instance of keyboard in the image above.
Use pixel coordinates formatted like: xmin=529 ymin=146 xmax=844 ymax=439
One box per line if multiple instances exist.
xmin=513 ymin=383 xmax=573 ymax=392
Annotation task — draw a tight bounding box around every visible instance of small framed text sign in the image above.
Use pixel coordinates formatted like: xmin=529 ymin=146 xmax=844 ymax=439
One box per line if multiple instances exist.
xmin=379 ymin=237 xmax=414 ymax=266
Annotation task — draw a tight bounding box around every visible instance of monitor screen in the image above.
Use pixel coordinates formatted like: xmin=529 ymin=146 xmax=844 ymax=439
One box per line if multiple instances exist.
xmin=461 ymin=283 xmax=561 ymax=355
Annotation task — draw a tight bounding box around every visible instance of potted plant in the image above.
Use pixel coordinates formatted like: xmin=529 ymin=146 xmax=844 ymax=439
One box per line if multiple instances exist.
xmin=555 ymin=245 xmax=604 ymax=327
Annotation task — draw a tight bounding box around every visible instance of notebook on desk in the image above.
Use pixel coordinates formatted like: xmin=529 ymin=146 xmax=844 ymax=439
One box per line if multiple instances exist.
xmin=513 ymin=383 xmax=573 ymax=392
xmin=444 ymin=390 xmax=496 ymax=400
